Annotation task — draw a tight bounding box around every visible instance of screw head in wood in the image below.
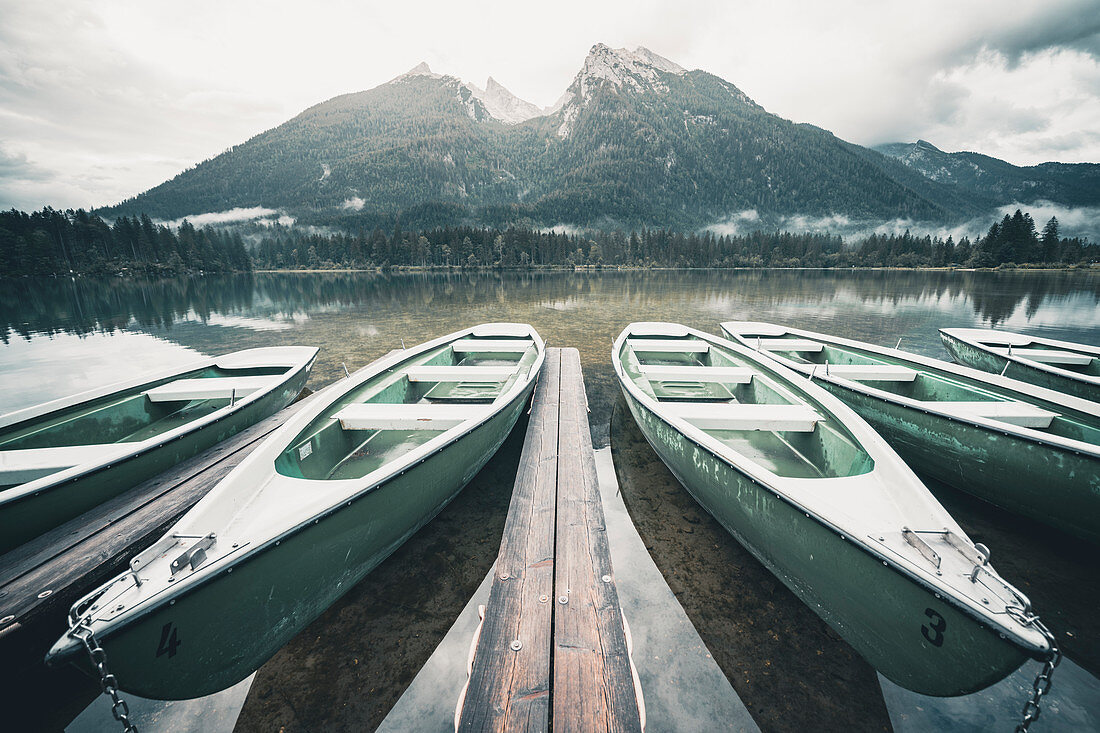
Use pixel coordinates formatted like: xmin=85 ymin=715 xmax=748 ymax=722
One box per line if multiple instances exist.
xmin=602 ymin=574 xmax=612 ymax=583
xmin=37 ymin=590 xmax=52 ymax=599
xmin=510 ymin=640 xmax=522 ymax=651
xmin=558 ymin=596 xmax=568 ymax=604
xmin=539 ymin=595 xmax=549 ymax=603
xmin=0 ymin=615 xmax=14 ymax=625
xmin=499 ymin=572 xmax=509 ymax=580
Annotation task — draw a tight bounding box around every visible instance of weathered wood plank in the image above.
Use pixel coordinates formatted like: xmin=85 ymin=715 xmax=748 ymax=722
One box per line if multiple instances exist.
xmin=458 ymin=349 xmax=560 ymax=733
xmin=552 ymin=348 xmax=641 ymax=733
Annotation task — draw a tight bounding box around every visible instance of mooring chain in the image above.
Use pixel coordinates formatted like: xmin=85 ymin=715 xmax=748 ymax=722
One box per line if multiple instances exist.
xmin=70 ymin=616 xmax=138 ymax=733
xmin=1015 ymin=618 xmax=1061 ymax=733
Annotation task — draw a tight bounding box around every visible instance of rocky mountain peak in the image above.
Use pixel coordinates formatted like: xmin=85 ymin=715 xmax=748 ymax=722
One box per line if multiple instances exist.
xmin=465 ymin=77 xmax=545 ymax=125
xmin=553 ymin=43 xmax=688 ymax=138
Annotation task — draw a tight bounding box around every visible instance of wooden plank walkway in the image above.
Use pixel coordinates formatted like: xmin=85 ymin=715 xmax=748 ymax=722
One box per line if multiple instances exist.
xmin=458 ymin=347 xmax=642 ymax=733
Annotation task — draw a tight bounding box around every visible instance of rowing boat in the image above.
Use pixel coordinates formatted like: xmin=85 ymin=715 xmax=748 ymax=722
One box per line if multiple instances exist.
xmin=721 ymin=322 xmax=1100 ymax=544
xmin=614 ymin=323 xmax=1052 ymax=696
xmin=940 ymin=327 xmax=1100 ymax=402
xmin=47 ymin=324 xmax=543 ymax=700
xmin=0 ymin=347 xmax=318 ymax=553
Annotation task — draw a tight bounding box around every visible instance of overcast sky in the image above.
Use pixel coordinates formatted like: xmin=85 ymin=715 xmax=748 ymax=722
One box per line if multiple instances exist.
xmin=2 ymin=0 xmax=1099 ymax=212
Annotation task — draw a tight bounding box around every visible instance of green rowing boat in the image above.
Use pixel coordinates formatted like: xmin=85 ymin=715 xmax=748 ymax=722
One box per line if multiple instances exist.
xmin=614 ymin=323 xmax=1053 ymax=697
xmin=941 ymin=327 xmax=1100 ymax=402
xmin=722 ymin=322 xmax=1100 ymax=544
xmin=47 ymin=324 xmax=543 ymax=700
xmin=0 ymin=347 xmax=318 ymax=553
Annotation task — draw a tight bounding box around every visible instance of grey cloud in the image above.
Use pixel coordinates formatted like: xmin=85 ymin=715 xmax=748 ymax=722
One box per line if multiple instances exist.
xmin=927 ymin=1 xmax=1100 ymax=69
xmin=924 ymin=80 xmax=971 ymax=127
xmin=0 ymin=145 xmax=52 ymax=181
xmin=1033 ymin=130 xmax=1100 ymax=152
xmin=987 ymin=2 xmax=1100 ymax=62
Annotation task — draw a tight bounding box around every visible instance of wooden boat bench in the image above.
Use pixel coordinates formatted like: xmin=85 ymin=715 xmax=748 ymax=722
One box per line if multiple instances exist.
xmin=989 ymin=347 xmax=1093 ymax=366
xmin=756 ymin=338 xmax=824 ymax=353
xmin=640 ymin=365 xmax=753 ymax=383
xmin=927 ymin=401 xmax=1059 ymax=429
xmin=667 ymin=403 xmax=823 ymax=432
xmin=143 ymin=376 xmax=282 ymax=403
xmin=333 ymin=403 xmax=488 ymax=431
xmin=450 ymin=339 xmax=533 ymax=354
xmin=627 ymin=339 xmax=710 ymax=353
xmin=0 ymin=444 xmax=131 ymax=484
xmin=823 ymin=364 xmax=918 ymax=382
xmin=405 ymin=366 xmax=518 ymax=382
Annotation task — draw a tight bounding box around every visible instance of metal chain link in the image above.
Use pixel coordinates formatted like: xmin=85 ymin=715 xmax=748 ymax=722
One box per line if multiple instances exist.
xmin=70 ymin=616 xmax=138 ymax=733
xmin=1015 ymin=618 xmax=1061 ymax=733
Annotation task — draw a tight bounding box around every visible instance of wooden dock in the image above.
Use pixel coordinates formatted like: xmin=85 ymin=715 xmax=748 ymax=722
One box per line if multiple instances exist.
xmin=457 ymin=347 xmax=643 ymax=732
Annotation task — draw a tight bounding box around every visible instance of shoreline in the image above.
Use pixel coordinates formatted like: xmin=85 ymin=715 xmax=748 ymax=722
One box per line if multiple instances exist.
xmin=4 ymin=264 xmax=1097 ymax=281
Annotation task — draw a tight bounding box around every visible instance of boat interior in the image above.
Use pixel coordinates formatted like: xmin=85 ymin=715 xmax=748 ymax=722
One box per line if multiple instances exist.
xmin=0 ymin=365 xmax=293 ymax=490
xmin=620 ymin=334 xmax=873 ymax=479
xmin=275 ymin=335 xmax=538 ymax=481
xmin=982 ymin=339 xmax=1100 ymax=377
xmin=750 ymin=332 xmax=1100 ymax=445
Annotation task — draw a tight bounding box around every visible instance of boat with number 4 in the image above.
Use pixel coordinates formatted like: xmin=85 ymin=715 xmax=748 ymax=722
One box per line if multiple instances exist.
xmin=721 ymin=321 xmax=1100 ymax=544
xmin=0 ymin=347 xmax=318 ymax=553
xmin=614 ymin=323 xmax=1054 ymax=697
xmin=940 ymin=327 xmax=1100 ymax=402
xmin=46 ymin=324 xmax=543 ymax=700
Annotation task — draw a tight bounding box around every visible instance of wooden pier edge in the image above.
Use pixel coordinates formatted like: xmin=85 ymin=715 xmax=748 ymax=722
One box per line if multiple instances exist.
xmin=457 ymin=347 xmax=642 ymax=732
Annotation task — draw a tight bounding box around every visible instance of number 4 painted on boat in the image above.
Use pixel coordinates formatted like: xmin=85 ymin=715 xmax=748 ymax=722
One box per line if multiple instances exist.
xmin=156 ymin=622 xmax=181 ymax=658
xmin=922 ymin=608 xmax=946 ymax=647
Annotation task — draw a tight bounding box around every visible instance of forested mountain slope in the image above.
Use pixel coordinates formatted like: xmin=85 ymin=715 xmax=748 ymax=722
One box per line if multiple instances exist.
xmin=104 ymin=45 xmax=1077 ymax=231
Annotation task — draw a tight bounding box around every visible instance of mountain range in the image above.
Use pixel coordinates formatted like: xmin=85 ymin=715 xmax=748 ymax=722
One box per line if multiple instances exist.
xmin=103 ymin=44 xmax=1100 ymax=233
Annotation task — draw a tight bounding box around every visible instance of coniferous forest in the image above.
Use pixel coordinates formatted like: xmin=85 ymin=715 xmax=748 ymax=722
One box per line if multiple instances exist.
xmin=0 ymin=208 xmax=251 ymax=277
xmin=0 ymin=206 xmax=1093 ymax=278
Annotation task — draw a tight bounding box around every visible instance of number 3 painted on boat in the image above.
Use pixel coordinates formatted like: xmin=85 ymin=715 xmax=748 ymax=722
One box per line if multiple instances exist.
xmin=922 ymin=608 xmax=946 ymax=647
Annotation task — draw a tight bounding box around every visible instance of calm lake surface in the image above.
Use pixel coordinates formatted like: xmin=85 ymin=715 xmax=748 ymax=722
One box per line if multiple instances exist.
xmin=3 ymin=269 xmax=1099 ymax=442
xmin=3 ymin=269 xmax=1099 ymax=731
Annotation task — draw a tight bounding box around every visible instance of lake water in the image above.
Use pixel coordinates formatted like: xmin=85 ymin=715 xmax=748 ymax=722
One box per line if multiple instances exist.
xmin=4 ymin=269 xmax=1099 ymax=440
xmin=3 ymin=269 xmax=1099 ymax=731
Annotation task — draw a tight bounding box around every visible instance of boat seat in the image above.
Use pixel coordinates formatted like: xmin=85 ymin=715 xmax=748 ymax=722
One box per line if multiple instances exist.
xmin=666 ymin=403 xmax=822 ymax=432
xmin=143 ymin=376 xmax=280 ymax=403
xmin=627 ymin=339 xmax=710 ymax=353
xmin=823 ymin=365 xmax=918 ymax=382
xmin=640 ymin=365 xmax=753 ymax=383
xmin=990 ymin=347 xmax=1093 ymax=366
xmin=405 ymin=366 xmax=518 ymax=382
xmin=929 ymin=401 xmax=1059 ymax=429
xmin=755 ymin=339 xmax=824 ymax=353
xmin=0 ymin=444 xmax=131 ymax=484
xmin=334 ymin=403 xmax=488 ymax=431
xmin=451 ymin=340 xmax=532 ymax=354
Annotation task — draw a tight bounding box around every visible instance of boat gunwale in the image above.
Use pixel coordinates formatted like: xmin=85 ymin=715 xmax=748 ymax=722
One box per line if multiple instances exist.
xmin=940 ymin=327 xmax=1100 ymax=387
xmin=613 ymin=323 xmax=1048 ymax=658
xmin=51 ymin=325 xmax=543 ymax=657
xmin=0 ymin=346 xmax=320 ymax=430
xmin=0 ymin=347 xmax=320 ymax=507
xmin=721 ymin=322 xmax=1100 ymax=459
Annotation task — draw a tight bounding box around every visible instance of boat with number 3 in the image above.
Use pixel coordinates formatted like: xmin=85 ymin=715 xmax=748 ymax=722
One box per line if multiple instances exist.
xmin=613 ymin=323 xmax=1054 ymax=697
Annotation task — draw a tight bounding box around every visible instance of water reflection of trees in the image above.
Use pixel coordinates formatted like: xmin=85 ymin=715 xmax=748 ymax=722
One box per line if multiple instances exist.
xmin=2 ymin=270 xmax=1097 ymax=342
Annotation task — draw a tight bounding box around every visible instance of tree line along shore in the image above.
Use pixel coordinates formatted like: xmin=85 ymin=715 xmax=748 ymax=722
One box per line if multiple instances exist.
xmin=1 ymin=206 xmax=1092 ymax=278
